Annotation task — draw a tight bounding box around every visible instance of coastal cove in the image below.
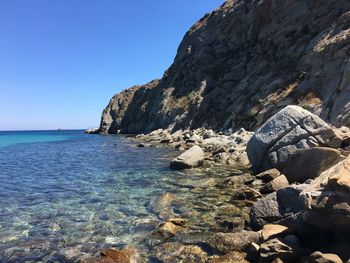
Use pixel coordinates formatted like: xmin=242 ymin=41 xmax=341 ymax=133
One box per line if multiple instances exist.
xmin=0 ymin=130 xmax=250 ymax=261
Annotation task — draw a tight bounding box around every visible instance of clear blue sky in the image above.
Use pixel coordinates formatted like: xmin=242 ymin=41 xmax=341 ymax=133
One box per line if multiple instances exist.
xmin=0 ymin=0 xmax=224 ymax=131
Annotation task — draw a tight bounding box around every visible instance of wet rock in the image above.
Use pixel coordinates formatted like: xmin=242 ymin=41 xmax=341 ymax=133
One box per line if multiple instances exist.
xmin=261 ymin=224 xmax=289 ymax=241
xmin=259 ymin=235 xmax=305 ymax=263
xmin=256 ymin=168 xmax=281 ymax=183
xmin=151 ymin=242 xmax=208 ymax=263
xmin=231 ymin=186 xmax=262 ymax=201
xmin=170 ymin=145 xmax=204 ymax=170
xmin=208 ymin=251 xmax=249 ymax=263
xmin=307 ymin=251 xmax=343 ymax=263
xmin=247 ymin=106 xmax=341 ymax=173
xmin=147 ymin=192 xmax=176 ymax=220
xmin=282 ymin=147 xmax=343 ymax=183
xmin=153 ymin=220 xmax=187 ymax=239
xmin=207 ymin=231 xmax=262 ymax=254
xmin=82 ymin=247 xmax=138 ymax=263
xmin=225 ymin=173 xmax=255 ymax=188
xmin=260 ymin=175 xmax=289 ymax=194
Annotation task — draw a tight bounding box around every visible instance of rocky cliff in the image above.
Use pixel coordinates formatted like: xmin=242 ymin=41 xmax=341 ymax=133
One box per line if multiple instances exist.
xmin=99 ymin=0 xmax=350 ymax=134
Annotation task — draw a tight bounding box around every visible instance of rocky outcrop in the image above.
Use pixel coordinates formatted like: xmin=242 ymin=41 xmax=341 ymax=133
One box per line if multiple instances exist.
xmin=98 ymin=0 xmax=350 ymax=135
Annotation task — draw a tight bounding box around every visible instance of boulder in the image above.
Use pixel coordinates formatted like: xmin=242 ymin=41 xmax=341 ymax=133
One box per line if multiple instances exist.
xmin=247 ymin=106 xmax=341 ymax=173
xmin=153 ymin=220 xmax=187 ymax=239
xmin=259 ymin=235 xmax=305 ymax=263
xmin=256 ymin=168 xmax=281 ymax=183
xmin=250 ymin=186 xmax=304 ymax=229
xmin=170 ymin=145 xmax=204 ymax=170
xmin=207 ymin=231 xmax=262 ymax=253
xmin=300 ymin=157 xmax=350 ymax=234
xmin=307 ymin=251 xmax=343 ymax=263
xmin=147 ymin=192 xmax=176 ymax=220
xmin=282 ymin=147 xmax=343 ymax=183
xmin=260 ymin=175 xmax=289 ymax=194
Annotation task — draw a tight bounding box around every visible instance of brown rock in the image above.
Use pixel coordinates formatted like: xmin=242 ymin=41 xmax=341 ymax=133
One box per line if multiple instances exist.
xmin=82 ymin=247 xmax=138 ymax=263
xmin=231 ymin=186 xmax=262 ymax=201
xmin=260 ymin=175 xmax=289 ymax=194
xmin=256 ymin=169 xmax=281 ymax=183
xmin=261 ymin=224 xmax=289 ymax=241
xmin=207 ymin=231 xmax=262 ymax=254
xmin=308 ymin=251 xmax=343 ymax=263
xmin=259 ymin=236 xmax=305 ymax=262
xmin=152 ymin=242 xmax=207 ymax=263
xmin=209 ymin=251 xmax=249 ymax=263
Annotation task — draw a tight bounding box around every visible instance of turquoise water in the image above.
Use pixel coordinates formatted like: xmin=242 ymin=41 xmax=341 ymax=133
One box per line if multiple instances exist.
xmin=0 ymin=130 xmax=246 ymax=262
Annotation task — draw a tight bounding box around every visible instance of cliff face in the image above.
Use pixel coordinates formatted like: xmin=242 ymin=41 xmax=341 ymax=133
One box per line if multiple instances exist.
xmin=99 ymin=0 xmax=350 ymax=134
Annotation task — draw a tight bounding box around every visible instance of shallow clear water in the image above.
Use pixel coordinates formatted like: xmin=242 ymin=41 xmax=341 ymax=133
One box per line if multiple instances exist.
xmin=0 ymin=130 xmax=248 ymax=262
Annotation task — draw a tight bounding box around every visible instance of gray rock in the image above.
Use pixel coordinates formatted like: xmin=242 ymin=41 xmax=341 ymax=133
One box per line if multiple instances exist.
xmin=250 ymin=186 xmax=304 ymax=229
xmin=282 ymin=147 xmax=343 ymax=183
xmin=247 ymin=106 xmax=340 ymax=173
xmin=170 ymin=145 xmax=204 ymax=170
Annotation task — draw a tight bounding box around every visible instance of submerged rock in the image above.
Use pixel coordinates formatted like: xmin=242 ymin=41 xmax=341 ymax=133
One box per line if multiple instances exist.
xmin=207 ymin=231 xmax=262 ymax=253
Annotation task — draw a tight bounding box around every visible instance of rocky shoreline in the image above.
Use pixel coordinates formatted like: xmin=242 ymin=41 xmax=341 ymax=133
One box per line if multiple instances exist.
xmin=84 ymin=105 xmax=350 ymax=262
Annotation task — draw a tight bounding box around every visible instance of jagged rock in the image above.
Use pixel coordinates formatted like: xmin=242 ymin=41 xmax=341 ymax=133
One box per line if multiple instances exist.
xmin=261 ymin=224 xmax=289 ymax=241
xmin=207 ymin=231 xmax=262 ymax=254
xmin=247 ymin=106 xmax=341 ymax=173
xmin=170 ymin=145 xmax=204 ymax=170
xmin=98 ymin=0 xmax=350 ymax=135
xmin=151 ymin=242 xmax=208 ymax=263
xmin=208 ymin=251 xmax=249 ymax=263
xmin=259 ymin=235 xmax=305 ymax=263
xmin=307 ymin=251 xmax=343 ymax=263
xmin=260 ymin=175 xmax=289 ymax=194
xmin=256 ymin=168 xmax=281 ymax=183
xmin=282 ymin=147 xmax=343 ymax=183
xmin=300 ymin=157 xmax=350 ymax=234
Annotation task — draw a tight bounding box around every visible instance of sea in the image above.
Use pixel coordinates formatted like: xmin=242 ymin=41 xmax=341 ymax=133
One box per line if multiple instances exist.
xmin=0 ymin=130 xmax=246 ymax=262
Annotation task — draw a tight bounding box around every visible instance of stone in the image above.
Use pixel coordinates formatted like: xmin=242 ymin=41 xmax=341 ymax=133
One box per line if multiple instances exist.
xmin=260 ymin=175 xmax=289 ymax=194
xmin=282 ymin=147 xmax=343 ymax=183
xmin=300 ymin=157 xmax=350 ymax=234
xmin=208 ymin=251 xmax=249 ymax=263
xmin=308 ymin=251 xmax=343 ymax=263
xmin=82 ymin=247 xmax=138 ymax=263
xmin=147 ymin=192 xmax=176 ymax=220
xmin=259 ymin=236 xmax=305 ymax=263
xmin=170 ymin=145 xmax=204 ymax=170
xmin=153 ymin=220 xmax=187 ymax=238
xmin=247 ymin=106 xmax=341 ymax=173
xmin=231 ymin=186 xmax=262 ymax=201
xmin=261 ymin=224 xmax=289 ymax=241
xmin=256 ymin=168 xmax=281 ymax=183
xmin=207 ymin=231 xmax=262 ymax=254
xmin=250 ymin=186 xmax=304 ymax=229
xmin=151 ymin=242 xmax=208 ymax=263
